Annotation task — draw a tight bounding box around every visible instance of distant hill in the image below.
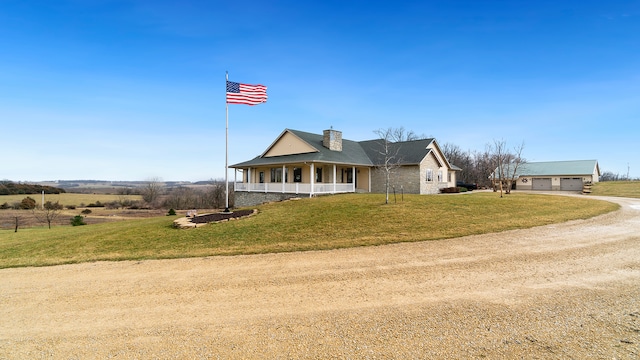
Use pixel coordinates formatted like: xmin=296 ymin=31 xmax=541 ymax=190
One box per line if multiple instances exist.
xmin=0 ymin=181 xmax=66 ymax=195
xmin=30 ymin=180 xmax=216 ymax=194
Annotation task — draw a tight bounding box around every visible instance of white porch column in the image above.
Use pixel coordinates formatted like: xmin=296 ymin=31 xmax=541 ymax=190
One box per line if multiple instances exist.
xmin=332 ymin=164 xmax=337 ymax=194
xmin=368 ymin=167 xmax=371 ymax=193
xmin=310 ymin=163 xmax=315 ymax=197
xmin=282 ymin=165 xmax=286 ymax=193
xmin=352 ymin=166 xmax=356 ymax=192
xmin=247 ymin=168 xmax=252 ymax=192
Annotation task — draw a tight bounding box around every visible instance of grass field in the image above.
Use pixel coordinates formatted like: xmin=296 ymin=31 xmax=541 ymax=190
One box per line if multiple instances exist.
xmin=0 ymin=193 xmax=143 ymax=207
xmin=0 ymin=192 xmax=619 ymax=268
xmin=589 ymin=181 xmax=640 ymax=198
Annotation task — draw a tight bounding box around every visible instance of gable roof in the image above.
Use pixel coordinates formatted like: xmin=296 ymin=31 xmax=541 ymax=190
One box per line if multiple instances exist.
xmin=231 ymin=129 xmax=374 ymax=168
xmin=230 ymin=129 xmax=453 ymax=170
xmin=359 ymin=138 xmax=435 ymax=166
xmin=261 ymin=129 xmax=318 ymax=157
xmin=497 ymin=160 xmax=600 ymax=178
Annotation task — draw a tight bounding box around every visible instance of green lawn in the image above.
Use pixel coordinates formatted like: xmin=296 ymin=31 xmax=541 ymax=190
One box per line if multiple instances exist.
xmin=589 ymin=181 xmax=640 ymax=198
xmin=0 ymin=192 xmax=619 ymax=268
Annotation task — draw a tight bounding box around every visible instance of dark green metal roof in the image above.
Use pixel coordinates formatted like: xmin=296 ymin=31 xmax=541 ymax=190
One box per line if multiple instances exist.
xmin=230 ymin=129 xmax=440 ymax=168
xmin=359 ymin=138 xmax=435 ymax=165
xmin=231 ymin=129 xmax=374 ymax=168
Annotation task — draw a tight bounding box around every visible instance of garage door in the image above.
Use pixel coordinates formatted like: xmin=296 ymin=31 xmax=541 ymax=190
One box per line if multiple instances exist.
xmin=561 ymin=178 xmax=583 ymax=191
xmin=532 ymin=178 xmax=552 ymax=191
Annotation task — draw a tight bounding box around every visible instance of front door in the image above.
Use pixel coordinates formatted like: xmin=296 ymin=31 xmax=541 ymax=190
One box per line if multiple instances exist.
xmin=293 ymin=167 xmax=302 ymax=182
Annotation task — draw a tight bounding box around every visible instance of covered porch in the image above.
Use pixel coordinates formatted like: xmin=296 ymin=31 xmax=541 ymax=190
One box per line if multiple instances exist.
xmin=233 ymin=162 xmax=371 ymax=196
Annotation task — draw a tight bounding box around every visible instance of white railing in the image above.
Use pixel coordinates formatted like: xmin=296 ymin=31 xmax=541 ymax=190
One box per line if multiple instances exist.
xmin=234 ymin=182 xmax=354 ymax=194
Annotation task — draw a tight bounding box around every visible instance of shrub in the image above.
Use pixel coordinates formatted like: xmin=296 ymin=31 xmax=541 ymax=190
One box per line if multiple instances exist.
xmin=81 ymin=209 xmax=92 ymax=215
xmin=126 ymin=200 xmax=144 ymax=209
xmin=440 ymin=187 xmax=461 ymax=194
xmin=44 ymin=201 xmax=63 ymax=210
xmin=105 ymin=201 xmax=120 ymax=209
xmin=167 ymin=208 xmax=176 ymax=216
xmin=87 ymin=201 xmax=104 ymax=208
xmin=70 ymin=215 xmax=86 ymax=226
xmin=20 ymin=197 xmax=37 ymax=209
xmin=0 ymin=202 xmax=9 ymax=209
xmin=66 ymin=205 xmax=76 ymax=210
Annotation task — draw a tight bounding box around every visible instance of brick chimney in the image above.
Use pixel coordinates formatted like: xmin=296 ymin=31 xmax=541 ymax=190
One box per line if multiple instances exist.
xmin=323 ymin=129 xmax=342 ymax=151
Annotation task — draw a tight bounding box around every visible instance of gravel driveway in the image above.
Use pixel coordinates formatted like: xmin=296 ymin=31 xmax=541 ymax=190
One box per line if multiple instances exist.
xmin=1 ymin=195 xmax=639 ymax=359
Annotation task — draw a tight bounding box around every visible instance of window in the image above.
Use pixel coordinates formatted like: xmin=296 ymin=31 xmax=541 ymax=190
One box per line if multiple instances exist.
xmin=293 ymin=168 xmax=302 ymax=182
xmin=447 ymin=172 xmax=452 ymax=182
xmin=437 ymin=170 xmax=443 ymax=182
xmin=346 ymin=168 xmax=353 ymax=183
xmin=316 ymin=167 xmax=323 ymax=182
xmin=270 ymin=168 xmax=282 ymax=182
xmin=426 ymin=169 xmax=433 ymax=182
xmin=259 ymin=172 xmax=264 ymax=183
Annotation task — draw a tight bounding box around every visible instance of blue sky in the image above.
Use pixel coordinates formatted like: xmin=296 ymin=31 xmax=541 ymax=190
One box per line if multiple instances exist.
xmin=1 ymin=0 xmax=638 ymax=182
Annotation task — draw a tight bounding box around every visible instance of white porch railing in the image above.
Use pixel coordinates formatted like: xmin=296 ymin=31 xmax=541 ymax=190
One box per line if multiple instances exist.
xmin=234 ymin=182 xmax=354 ymax=194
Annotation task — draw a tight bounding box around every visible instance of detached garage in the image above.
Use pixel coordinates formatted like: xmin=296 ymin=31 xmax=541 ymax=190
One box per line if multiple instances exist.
xmin=513 ymin=160 xmax=600 ymax=191
xmin=560 ymin=178 xmax=583 ymax=191
xmin=532 ymin=178 xmax=552 ymax=191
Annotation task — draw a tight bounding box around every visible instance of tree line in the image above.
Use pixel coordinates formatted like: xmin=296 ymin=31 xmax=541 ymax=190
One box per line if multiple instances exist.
xmin=599 ymin=171 xmax=638 ymax=182
xmin=140 ymin=178 xmax=232 ymax=210
xmin=440 ymin=140 xmax=525 ymax=190
xmin=0 ymin=181 xmax=66 ymax=195
xmin=373 ymin=127 xmax=527 ymax=200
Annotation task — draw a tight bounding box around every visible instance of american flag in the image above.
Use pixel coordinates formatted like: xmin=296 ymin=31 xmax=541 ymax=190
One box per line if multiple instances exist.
xmin=226 ymin=81 xmax=268 ymax=105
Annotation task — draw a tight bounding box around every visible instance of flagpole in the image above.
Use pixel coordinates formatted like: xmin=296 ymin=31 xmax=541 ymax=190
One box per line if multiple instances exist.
xmin=224 ymin=71 xmax=230 ymax=212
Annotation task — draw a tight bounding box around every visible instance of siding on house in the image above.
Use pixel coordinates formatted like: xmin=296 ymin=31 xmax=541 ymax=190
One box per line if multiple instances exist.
xmin=263 ymin=131 xmax=317 ymax=157
xmin=420 ymin=152 xmax=448 ymax=194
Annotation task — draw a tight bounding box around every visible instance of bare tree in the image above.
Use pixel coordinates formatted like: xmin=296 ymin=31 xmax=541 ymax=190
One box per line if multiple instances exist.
xmin=441 ymin=143 xmax=474 ymax=183
xmin=488 ymin=139 xmax=526 ymax=197
xmin=389 ymin=126 xmax=429 ymax=142
xmin=202 ymin=180 xmax=228 ymax=209
xmin=479 ymin=149 xmax=497 ymax=188
xmin=33 ymin=201 xmax=64 ymax=229
xmin=373 ymin=128 xmax=404 ymax=204
xmin=504 ymin=141 xmax=526 ymax=194
xmin=489 ymin=140 xmax=508 ymax=197
xmin=164 ymin=187 xmax=198 ymax=210
xmin=141 ymin=177 xmax=164 ymax=207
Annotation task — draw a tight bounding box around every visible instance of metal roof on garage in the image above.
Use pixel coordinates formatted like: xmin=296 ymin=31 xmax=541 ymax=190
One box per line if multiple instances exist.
xmin=514 ymin=160 xmax=599 ymax=177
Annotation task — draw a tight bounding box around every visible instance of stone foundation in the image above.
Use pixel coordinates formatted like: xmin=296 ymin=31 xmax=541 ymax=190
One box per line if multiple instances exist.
xmin=234 ymin=192 xmax=305 ymax=207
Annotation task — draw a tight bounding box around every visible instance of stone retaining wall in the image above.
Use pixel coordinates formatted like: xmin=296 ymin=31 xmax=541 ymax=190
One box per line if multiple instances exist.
xmin=234 ymin=192 xmax=303 ymax=207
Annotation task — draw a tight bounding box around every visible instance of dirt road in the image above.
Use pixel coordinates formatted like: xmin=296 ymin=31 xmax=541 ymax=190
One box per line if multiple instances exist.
xmin=1 ymin=195 xmax=639 ymax=358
